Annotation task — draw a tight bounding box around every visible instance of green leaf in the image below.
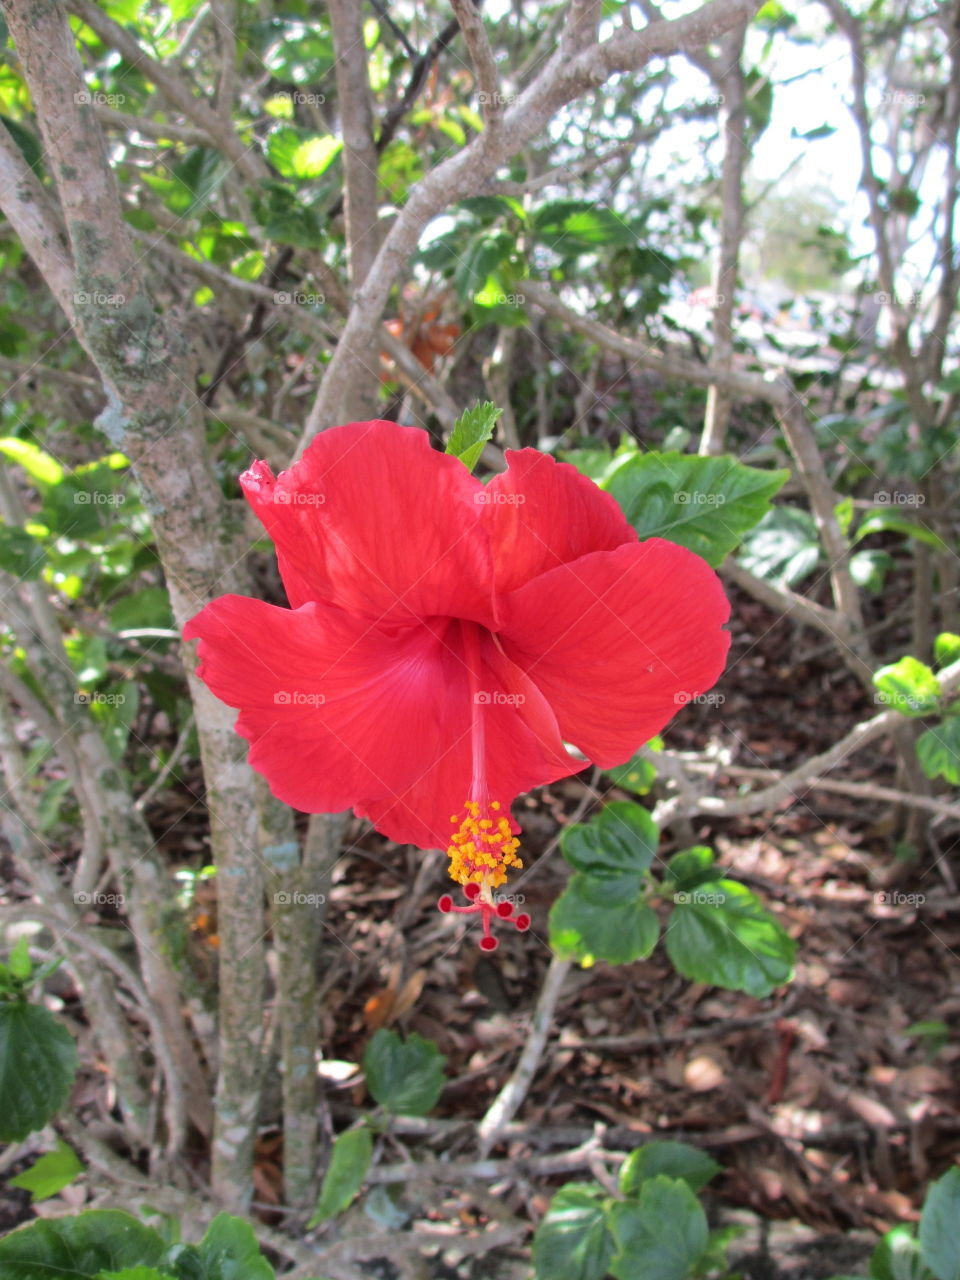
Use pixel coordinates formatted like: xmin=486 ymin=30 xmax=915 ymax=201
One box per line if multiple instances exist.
xmin=737 ymin=506 xmax=822 ymax=588
xmin=603 ymin=452 xmax=788 ymax=567
xmin=850 ymin=548 xmax=895 ymax=594
xmin=363 ymin=1029 xmax=446 ymax=1116
xmin=665 ymin=846 xmax=717 ymax=893
xmin=9 ymin=1140 xmax=84 ymax=1203
xmin=873 ymin=657 xmax=942 ymax=717
xmin=532 ymin=1184 xmax=615 ymax=1280
xmin=605 ymin=751 xmax=657 ymax=795
xmin=871 ymin=1225 xmax=933 ymax=1280
xmin=98 ymin=1269 xmax=179 ymax=1280
xmin=8 ymin=935 xmax=32 ymax=980
xmin=835 ymin=495 xmax=854 ymax=535
xmin=531 ymin=199 xmax=638 ymax=254
xmin=307 ymin=1126 xmax=373 ymax=1226
xmin=0 ymin=1211 xmax=166 ymax=1278
xmin=0 ymin=1001 xmax=78 ymax=1140
xmin=0 ymin=524 xmax=47 ymax=580
xmin=560 ymin=802 xmax=659 ymax=888
xmin=0 ymin=437 xmax=64 ymax=486
xmin=665 ymin=879 xmax=795 ymax=997
xmin=193 ymin=1212 xmax=274 ymax=1280
xmin=934 ymin=634 xmax=960 ymax=668
xmin=549 ymin=876 xmax=660 ymax=966
xmin=619 ymin=1142 xmax=721 ymax=1197
xmin=109 ymin=588 xmax=175 ymax=632
xmin=917 ymin=720 xmax=960 ymax=785
xmin=920 ymin=1167 xmax=960 ymax=1280
xmin=609 ymin=1176 xmax=710 ymax=1280
xmin=267 ymin=127 xmax=341 ymax=180
xmin=855 ymin=511 xmax=947 ymax=551
xmin=445 ymin=402 xmax=502 ymax=473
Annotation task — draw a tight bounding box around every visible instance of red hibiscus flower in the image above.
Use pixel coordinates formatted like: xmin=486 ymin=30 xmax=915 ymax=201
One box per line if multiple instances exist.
xmin=184 ymin=421 xmax=730 ymax=948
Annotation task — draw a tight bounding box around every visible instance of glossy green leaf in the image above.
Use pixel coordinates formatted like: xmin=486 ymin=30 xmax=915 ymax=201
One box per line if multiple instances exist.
xmin=609 ymin=1176 xmax=709 ymax=1280
xmin=855 ymin=511 xmax=946 ymax=550
xmin=363 ymin=1029 xmax=445 ymax=1116
xmin=737 ymin=506 xmax=821 ymax=588
xmin=850 ymin=548 xmax=895 ymax=594
xmin=603 ymin=452 xmax=788 ymax=567
xmin=665 ymin=846 xmax=717 ymax=893
xmin=873 ymin=657 xmax=941 ymax=717
xmin=446 ymin=402 xmax=501 ymax=473
xmin=9 ymin=1139 xmax=83 ymax=1203
xmin=307 ymin=1126 xmax=373 ymax=1226
xmin=532 ymin=1184 xmax=615 ymax=1280
xmin=619 ymin=1142 xmax=720 ymax=1197
xmin=665 ymin=879 xmax=795 ymax=997
xmin=0 ymin=1211 xmax=166 ymax=1278
xmin=560 ymin=802 xmax=658 ymax=887
xmin=919 ymin=1166 xmax=960 ymax=1280
xmin=550 ymin=876 xmax=659 ymax=966
xmin=0 ymin=1001 xmax=78 ymax=1140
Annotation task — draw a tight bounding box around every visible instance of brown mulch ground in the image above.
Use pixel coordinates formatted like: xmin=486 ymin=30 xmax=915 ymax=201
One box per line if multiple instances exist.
xmin=3 ymin=577 xmax=959 ymax=1273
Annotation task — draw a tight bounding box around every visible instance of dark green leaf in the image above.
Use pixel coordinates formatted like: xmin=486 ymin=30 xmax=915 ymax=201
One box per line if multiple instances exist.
xmin=549 ymin=876 xmax=659 ymax=966
xmin=665 ymin=847 xmax=716 ymax=893
xmin=9 ymin=1140 xmax=83 ymax=1203
xmin=609 ymin=1176 xmax=709 ymax=1280
xmin=560 ymin=802 xmax=658 ymax=885
xmin=445 ymin=402 xmax=501 ymax=473
xmin=363 ymin=1029 xmax=446 ymax=1116
xmin=307 ymin=1127 xmax=373 ymax=1226
xmin=873 ymin=657 xmax=941 ymax=717
xmin=0 ymin=1001 xmax=78 ymax=1140
xmin=0 ymin=1210 xmax=166 ymax=1278
xmin=604 ymin=452 xmax=788 ymax=567
xmin=665 ymin=879 xmax=795 ymax=997
xmin=619 ymin=1142 xmax=720 ymax=1197
xmin=919 ymin=1166 xmax=960 ymax=1280
xmin=0 ymin=524 xmax=47 ymax=581
xmin=532 ymin=1184 xmax=615 ymax=1280
xmin=192 ymin=1212 xmax=274 ymax=1280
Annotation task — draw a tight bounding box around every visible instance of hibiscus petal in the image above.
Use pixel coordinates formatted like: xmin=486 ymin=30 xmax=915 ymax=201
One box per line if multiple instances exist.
xmin=184 ymin=601 xmax=576 ymax=849
xmin=499 ymin=539 xmax=731 ymax=767
xmin=358 ymin=622 xmax=581 ymax=850
xmin=241 ymin=421 xmax=497 ymax=626
xmin=482 ymin=449 xmax=635 ymax=594
xmin=184 ymin=594 xmax=448 ymax=815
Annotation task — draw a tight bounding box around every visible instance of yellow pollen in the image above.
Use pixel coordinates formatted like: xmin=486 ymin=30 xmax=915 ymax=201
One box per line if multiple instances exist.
xmin=446 ymin=798 xmax=522 ymax=888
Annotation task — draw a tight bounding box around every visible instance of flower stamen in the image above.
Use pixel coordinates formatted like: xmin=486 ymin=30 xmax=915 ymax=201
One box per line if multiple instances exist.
xmin=439 ymin=799 xmax=530 ymax=950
